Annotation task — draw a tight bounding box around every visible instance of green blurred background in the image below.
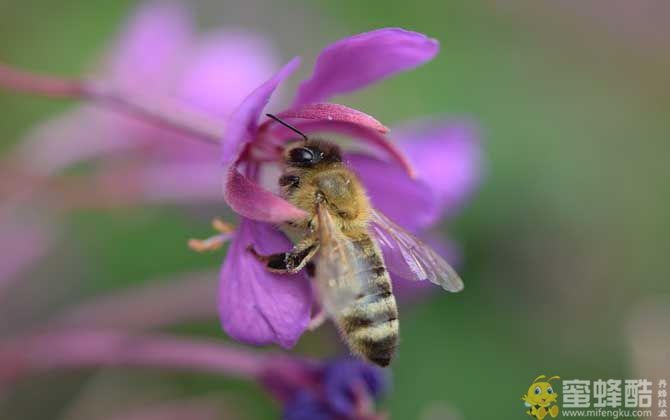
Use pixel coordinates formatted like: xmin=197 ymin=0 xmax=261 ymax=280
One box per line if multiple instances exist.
xmin=1 ymin=0 xmax=669 ymax=419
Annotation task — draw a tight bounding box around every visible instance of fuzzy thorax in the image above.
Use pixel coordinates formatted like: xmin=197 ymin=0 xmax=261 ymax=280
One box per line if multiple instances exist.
xmin=280 ymin=139 xmax=372 ymax=238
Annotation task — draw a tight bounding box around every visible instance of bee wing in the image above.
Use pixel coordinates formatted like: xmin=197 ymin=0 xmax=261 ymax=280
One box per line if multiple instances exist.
xmin=369 ymin=208 xmax=464 ymax=292
xmin=314 ymin=201 xmax=368 ymax=317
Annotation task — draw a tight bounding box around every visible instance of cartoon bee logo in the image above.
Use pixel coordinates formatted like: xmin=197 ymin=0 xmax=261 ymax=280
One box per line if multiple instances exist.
xmin=522 ymin=375 xmax=561 ymax=419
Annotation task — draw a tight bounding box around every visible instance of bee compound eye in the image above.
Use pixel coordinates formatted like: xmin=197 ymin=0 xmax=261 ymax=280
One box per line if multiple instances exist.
xmin=289 ymin=147 xmax=315 ymax=164
xmin=535 ymin=387 xmax=541 ymax=395
xmin=547 ymin=387 xmax=553 ymax=394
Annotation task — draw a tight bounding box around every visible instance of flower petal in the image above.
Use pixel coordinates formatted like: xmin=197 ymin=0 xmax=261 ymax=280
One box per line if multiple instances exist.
xmin=139 ymin=161 xmax=224 ymax=202
xmin=105 ymin=1 xmax=193 ymax=92
xmin=218 ymin=219 xmax=312 ymax=348
xmin=284 ymin=391 xmax=332 ymax=420
xmin=0 ymin=217 xmax=55 ymax=297
xmin=179 ymin=30 xmax=279 ymax=120
xmin=15 ymin=107 xmax=143 ymax=175
xmin=394 ymin=119 xmax=483 ymax=216
xmin=270 ymin=120 xmax=415 ymax=178
xmin=323 ymin=358 xmax=387 ymax=416
xmin=292 ymin=28 xmax=439 ymax=107
xmin=58 ymin=270 xmax=218 ymax=329
xmin=221 ymin=57 xmax=301 ymax=167
xmin=259 ymin=356 xmax=321 ymax=403
xmin=223 ymin=166 xmax=308 ymax=223
xmin=345 ymin=153 xmax=436 ymax=232
xmin=277 ymin=103 xmax=388 ymax=133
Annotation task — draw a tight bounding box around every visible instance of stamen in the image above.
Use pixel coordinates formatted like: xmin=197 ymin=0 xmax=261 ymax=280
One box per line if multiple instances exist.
xmin=212 ymin=218 xmax=234 ymax=233
xmin=189 ymin=219 xmax=236 ymax=252
xmin=188 ymin=235 xmax=227 ymax=252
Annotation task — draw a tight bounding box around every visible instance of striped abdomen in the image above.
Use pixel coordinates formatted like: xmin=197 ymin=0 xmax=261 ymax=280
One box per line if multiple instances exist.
xmin=337 ymin=235 xmax=399 ymax=367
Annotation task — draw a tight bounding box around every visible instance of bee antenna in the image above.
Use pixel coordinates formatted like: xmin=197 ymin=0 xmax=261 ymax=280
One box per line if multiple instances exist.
xmin=266 ymin=114 xmax=308 ymax=142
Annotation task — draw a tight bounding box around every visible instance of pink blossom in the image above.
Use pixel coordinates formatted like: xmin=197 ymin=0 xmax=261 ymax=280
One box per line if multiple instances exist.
xmin=14 ymin=1 xmax=279 ymax=203
xmin=215 ymin=28 xmax=482 ymax=349
xmin=0 ymin=14 xmax=482 ymax=354
xmin=0 ymin=330 xmax=386 ymax=420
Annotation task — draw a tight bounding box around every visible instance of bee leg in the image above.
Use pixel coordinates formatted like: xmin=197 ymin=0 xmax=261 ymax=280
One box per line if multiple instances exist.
xmin=248 ymin=242 xmax=318 ymax=274
xmin=305 ymin=261 xmax=316 ymax=278
xmin=308 ymin=309 xmax=327 ymax=330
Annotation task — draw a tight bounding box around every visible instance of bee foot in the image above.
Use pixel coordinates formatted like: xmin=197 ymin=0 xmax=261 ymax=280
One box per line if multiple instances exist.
xmin=308 ymin=310 xmax=327 ymax=330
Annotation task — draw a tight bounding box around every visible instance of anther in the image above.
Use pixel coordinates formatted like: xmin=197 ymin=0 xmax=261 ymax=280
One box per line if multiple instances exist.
xmin=212 ymin=218 xmax=234 ymax=233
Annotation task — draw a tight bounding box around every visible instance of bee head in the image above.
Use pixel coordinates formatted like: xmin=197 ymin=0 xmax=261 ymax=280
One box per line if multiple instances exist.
xmin=523 ymin=376 xmax=560 ymax=406
xmin=265 ymin=114 xmax=342 ymax=168
xmin=284 ymin=140 xmax=342 ymax=168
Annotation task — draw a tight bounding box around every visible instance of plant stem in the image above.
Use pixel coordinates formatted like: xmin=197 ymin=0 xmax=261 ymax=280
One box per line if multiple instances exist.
xmin=0 ymin=63 xmax=223 ymax=144
xmin=0 ymin=330 xmax=269 ymax=382
xmin=54 ymin=271 xmax=218 ymax=329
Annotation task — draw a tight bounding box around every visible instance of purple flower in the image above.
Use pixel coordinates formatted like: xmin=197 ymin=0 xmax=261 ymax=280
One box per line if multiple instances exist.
xmin=14 ymin=1 xmax=279 ymax=203
xmin=261 ymin=357 xmax=388 ymax=420
xmin=351 ymin=119 xmax=482 ymax=232
xmin=218 ymin=219 xmax=311 ymax=348
xmin=214 ymin=28 xmax=482 ymax=348
xmin=0 ymin=330 xmax=386 ymax=420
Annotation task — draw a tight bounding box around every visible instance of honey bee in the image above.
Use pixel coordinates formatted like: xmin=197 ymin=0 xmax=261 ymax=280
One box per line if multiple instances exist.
xmin=249 ymin=114 xmax=464 ymax=367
